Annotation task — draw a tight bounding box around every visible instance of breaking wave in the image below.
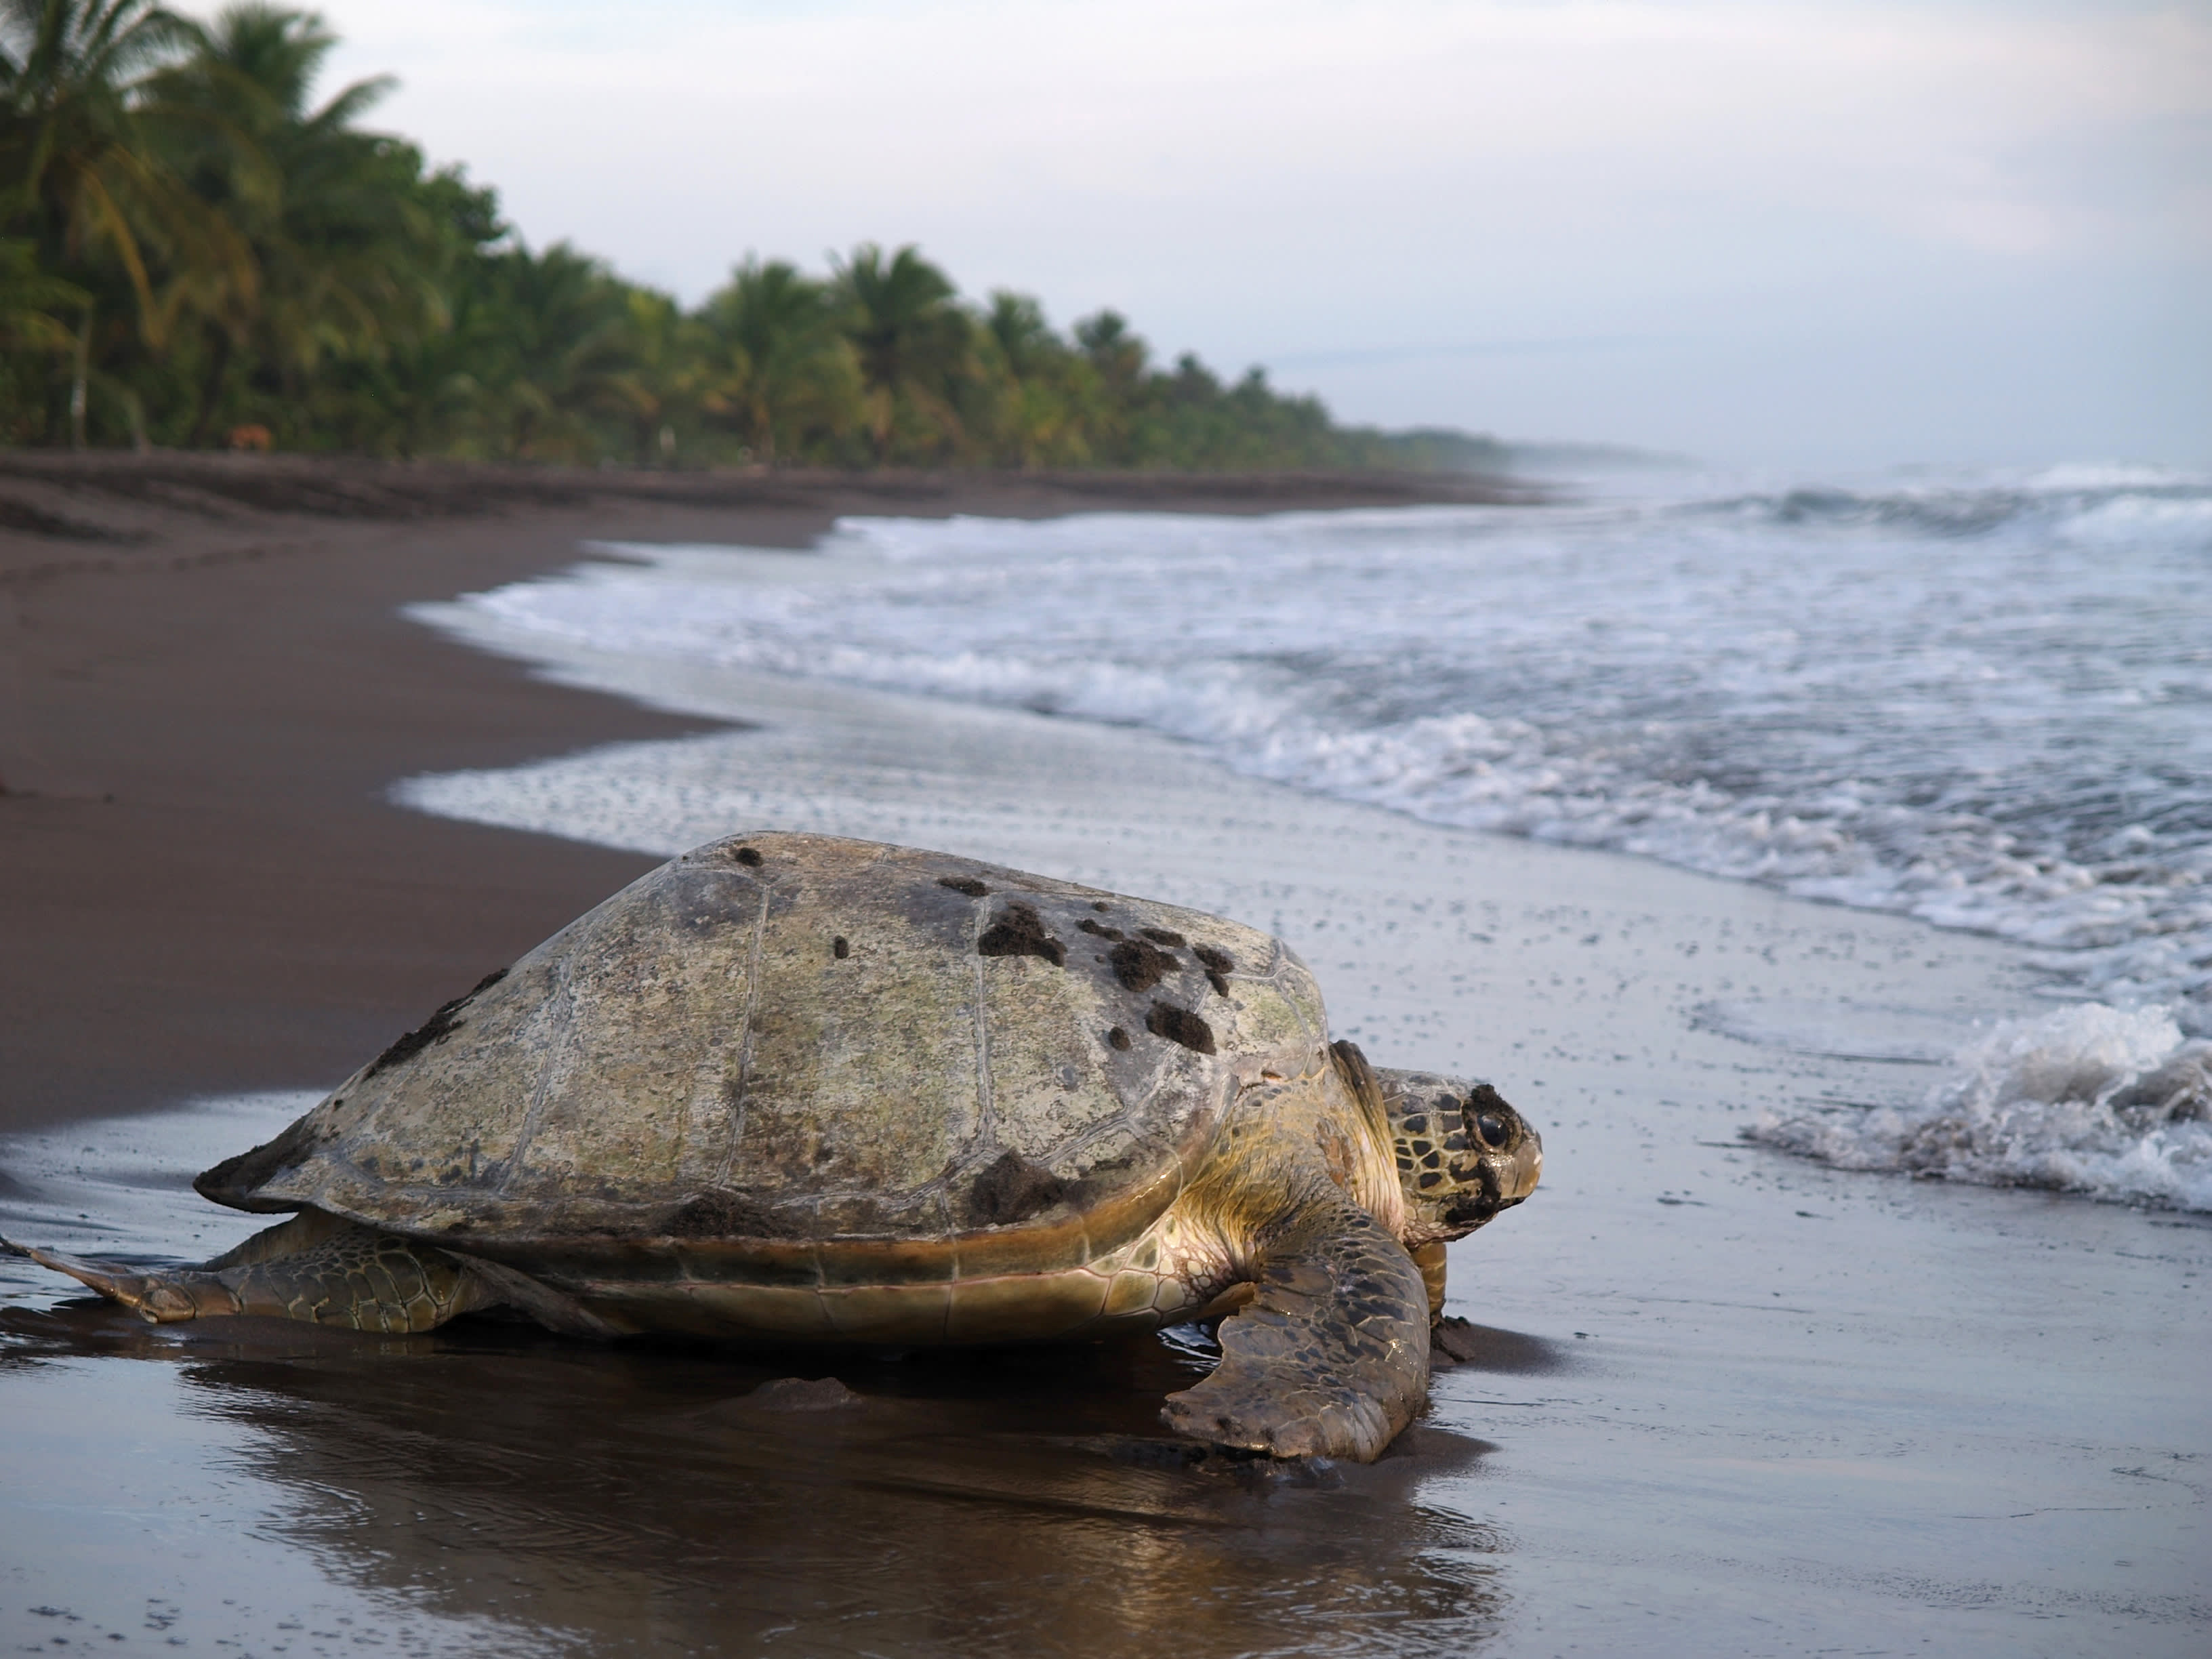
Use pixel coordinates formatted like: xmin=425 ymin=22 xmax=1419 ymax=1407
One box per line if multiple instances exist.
xmin=1748 ymin=1004 xmax=2212 ymax=1211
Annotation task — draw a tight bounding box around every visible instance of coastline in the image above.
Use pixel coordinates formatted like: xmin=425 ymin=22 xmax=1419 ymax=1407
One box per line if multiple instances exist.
xmin=1 ymin=457 xmax=2205 ymax=1655
xmin=0 ymin=454 xmax=1524 ymax=1134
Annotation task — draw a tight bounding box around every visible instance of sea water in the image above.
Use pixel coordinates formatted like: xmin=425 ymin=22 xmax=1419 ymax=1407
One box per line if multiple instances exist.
xmin=399 ymin=464 xmax=2212 ymax=1208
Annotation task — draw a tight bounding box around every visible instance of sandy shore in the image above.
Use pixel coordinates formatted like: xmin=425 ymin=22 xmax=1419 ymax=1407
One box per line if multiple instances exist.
xmin=0 ymin=452 xmax=1523 ymax=1132
xmin=0 ymin=459 xmax=2204 ymax=1657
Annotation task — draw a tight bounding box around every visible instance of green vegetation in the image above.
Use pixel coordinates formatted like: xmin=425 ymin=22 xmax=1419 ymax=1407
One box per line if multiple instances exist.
xmin=1 ymin=1 xmax=1504 ymax=471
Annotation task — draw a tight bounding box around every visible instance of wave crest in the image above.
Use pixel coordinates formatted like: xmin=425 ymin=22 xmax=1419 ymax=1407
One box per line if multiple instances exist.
xmin=1748 ymin=1004 xmax=2212 ymax=1211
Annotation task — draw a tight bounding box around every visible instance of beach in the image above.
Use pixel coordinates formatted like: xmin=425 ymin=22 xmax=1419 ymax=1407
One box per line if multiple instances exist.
xmin=0 ymin=457 xmax=2205 ymax=1656
xmin=0 ymin=454 xmax=1518 ymax=1134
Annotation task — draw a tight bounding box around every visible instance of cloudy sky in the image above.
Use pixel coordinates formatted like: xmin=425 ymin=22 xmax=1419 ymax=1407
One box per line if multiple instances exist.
xmin=308 ymin=0 xmax=2209 ymax=470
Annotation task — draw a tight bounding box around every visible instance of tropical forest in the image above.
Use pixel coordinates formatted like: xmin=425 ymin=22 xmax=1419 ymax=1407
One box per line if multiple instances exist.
xmin=1 ymin=0 xmax=1502 ymax=472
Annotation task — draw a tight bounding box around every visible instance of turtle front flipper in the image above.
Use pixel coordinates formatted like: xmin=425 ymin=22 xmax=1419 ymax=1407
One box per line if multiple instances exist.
xmin=1412 ymin=1240 xmax=1450 ymax=1324
xmin=1161 ymin=1185 xmax=1430 ymax=1462
xmin=4 ymin=1212 xmax=487 ymax=1333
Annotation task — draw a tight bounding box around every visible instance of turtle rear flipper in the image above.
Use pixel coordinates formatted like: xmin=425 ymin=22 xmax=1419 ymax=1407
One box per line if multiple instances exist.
xmin=4 ymin=1213 xmax=486 ymax=1333
xmin=1160 ymin=1186 xmax=1430 ymax=1462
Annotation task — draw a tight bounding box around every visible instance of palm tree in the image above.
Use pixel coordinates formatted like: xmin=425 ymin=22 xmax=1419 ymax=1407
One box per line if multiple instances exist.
xmin=1071 ymin=308 xmax=1147 ymax=465
xmin=155 ymin=3 xmax=437 ymax=445
xmin=981 ymin=290 xmax=1055 ymax=377
xmin=0 ymin=230 xmax=83 ymax=347
xmin=0 ymin=0 xmax=251 ymax=443
xmin=601 ymin=285 xmax=719 ymax=465
xmin=832 ymin=242 xmax=971 ymax=462
xmin=467 ymin=240 xmax=634 ymax=460
xmin=977 ymin=290 xmax=1088 ymax=468
xmin=319 ymin=159 xmax=504 ymax=457
xmin=698 ymin=256 xmax=855 ymax=464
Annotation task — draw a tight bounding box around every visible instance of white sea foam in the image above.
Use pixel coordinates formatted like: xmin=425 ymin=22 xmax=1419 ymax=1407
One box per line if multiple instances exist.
xmin=406 ymin=467 xmax=2212 ymax=1033
xmin=1749 ymin=1004 xmax=2212 ymax=1211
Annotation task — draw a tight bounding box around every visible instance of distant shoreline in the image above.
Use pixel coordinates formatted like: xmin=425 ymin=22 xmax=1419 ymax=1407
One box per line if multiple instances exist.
xmin=0 ymin=451 xmax=1540 ymax=574
xmin=0 ymin=455 xmax=1532 ymax=1133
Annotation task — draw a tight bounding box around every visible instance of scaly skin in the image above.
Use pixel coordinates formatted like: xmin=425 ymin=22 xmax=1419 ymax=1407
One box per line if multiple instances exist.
xmin=4 ymin=1212 xmax=483 ymax=1334
xmin=1147 ymin=1044 xmax=1542 ymax=1459
xmin=1160 ymin=1167 xmax=1431 ymax=1461
xmin=1148 ymin=1042 xmax=1427 ymax=1459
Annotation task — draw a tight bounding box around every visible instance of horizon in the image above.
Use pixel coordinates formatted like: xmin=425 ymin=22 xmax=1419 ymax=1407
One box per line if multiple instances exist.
xmin=301 ymin=0 xmax=2211 ymax=474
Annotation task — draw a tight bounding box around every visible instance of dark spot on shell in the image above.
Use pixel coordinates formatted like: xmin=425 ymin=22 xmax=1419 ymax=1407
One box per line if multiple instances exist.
xmin=1141 ymin=926 xmax=1187 ymax=947
xmin=1191 ymin=943 xmax=1234 ymax=975
xmin=1418 ymin=1172 xmax=1445 ymax=1189
xmin=1146 ymin=1000 xmax=1216 ymax=1055
xmin=1109 ymin=937 xmax=1180 ymax=992
xmin=1401 ymin=1114 xmax=1429 ymax=1134
xmin=1206 ymin=971 xmax=1229 ymax=996
xmin=969 ymin=1150 xmax=1069 ymax=1225
xmin=1078 ymin=918 xmax=1125 ymax=940
xmin=361 ymin=968 xmax=508 ymax=1080
xmin=938 ymin=875 xmax=989 ymax=897
xmin=1092 ymin=901 xmax=1111 ymax=912
xmin=832 ymin=936 xmax=850 ymax=960
xmin=977 ymin=901 xmax=1065 ymax=967
xmin=666 ymin=1189 xmax=802 ymax=1240
xmin=1107 ymin=1026 xmax=1132 ymax=1051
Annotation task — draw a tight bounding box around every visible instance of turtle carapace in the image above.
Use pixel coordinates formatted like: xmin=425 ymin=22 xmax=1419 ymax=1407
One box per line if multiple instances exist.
xmin=9 ymin=832 xmax=1541 ymax=1462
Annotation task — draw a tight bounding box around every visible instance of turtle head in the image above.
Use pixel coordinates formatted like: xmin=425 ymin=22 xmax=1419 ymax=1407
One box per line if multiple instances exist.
xmin=1374 ymin=1067 xmax=1542 ymax=1246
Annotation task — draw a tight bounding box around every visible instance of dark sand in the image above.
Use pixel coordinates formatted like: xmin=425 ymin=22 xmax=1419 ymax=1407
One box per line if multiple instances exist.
xmin=1 ymin=454 xmax=2203 ymax=1658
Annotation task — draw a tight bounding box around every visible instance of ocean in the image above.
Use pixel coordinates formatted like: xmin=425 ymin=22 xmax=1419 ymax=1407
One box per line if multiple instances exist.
xmin=401 ymin=464 xmax=2212 ymax=1210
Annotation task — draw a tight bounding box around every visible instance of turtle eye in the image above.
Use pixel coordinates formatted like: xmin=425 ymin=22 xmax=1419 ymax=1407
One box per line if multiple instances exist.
xmin=1474 ymin=1111 xmax=1511 ymax=1150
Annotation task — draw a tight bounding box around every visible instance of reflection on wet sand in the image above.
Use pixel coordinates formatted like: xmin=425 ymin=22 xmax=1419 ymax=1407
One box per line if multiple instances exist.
xmin=1 ymin=1300 xmax=1512 ymax=1655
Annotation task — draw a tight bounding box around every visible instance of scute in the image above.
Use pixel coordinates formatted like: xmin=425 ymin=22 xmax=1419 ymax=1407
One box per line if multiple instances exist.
xmin=203 ymin=834 xmax=1330 ymax=1275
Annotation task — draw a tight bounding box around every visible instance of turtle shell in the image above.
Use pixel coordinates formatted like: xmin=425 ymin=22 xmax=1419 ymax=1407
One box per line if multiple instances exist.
xmin=199 ymin=833 xmax=1330 ymax=1280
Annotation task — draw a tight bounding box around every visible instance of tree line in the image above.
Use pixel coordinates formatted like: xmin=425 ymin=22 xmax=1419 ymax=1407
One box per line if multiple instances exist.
xmin=1 ymin=1 xmax=1502 ymax=472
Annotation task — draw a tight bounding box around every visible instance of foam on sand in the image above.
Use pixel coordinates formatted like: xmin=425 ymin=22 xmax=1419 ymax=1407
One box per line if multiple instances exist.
xmin=1751 ymin=1003 xmax=2212 ymax=1210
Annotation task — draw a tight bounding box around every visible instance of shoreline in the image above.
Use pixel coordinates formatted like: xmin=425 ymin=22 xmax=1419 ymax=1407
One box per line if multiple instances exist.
xmin=1 ymin=460 xmax=2205 ymax=1654
xmin=7 ymin=631 xmax=2205 ymax=1655
xmin=0 ymin=455 xmax=1527 ymax=1134
xmin=0 ymin=449 xmax=1540 ymax=570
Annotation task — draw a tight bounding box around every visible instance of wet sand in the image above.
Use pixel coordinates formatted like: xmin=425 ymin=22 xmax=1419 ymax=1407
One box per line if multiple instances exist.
xmin=1 ymin=465 xmax=2206 ymax=1656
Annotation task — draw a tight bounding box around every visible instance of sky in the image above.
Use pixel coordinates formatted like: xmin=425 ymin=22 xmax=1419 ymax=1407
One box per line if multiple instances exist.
xmin=304 ymin=0 xmax=2210 ymax=471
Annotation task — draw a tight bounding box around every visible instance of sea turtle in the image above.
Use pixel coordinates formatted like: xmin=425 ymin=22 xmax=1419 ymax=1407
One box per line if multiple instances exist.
xmin=8 ymin=832 xmax=1540 ymax=1461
